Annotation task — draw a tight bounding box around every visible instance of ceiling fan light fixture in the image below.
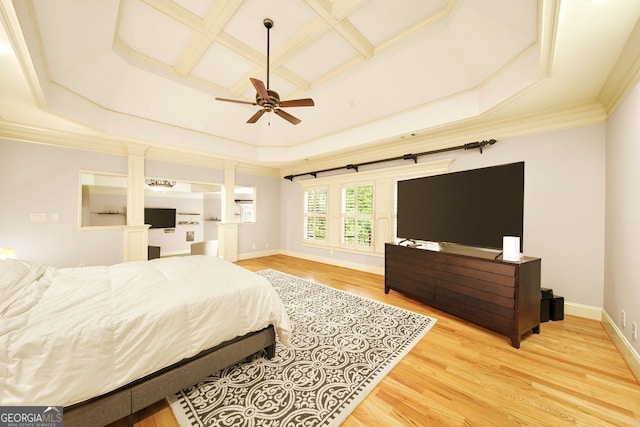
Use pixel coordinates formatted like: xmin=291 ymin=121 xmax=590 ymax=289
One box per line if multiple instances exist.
xmin=145 ymin=178 xmax=176 ymax=192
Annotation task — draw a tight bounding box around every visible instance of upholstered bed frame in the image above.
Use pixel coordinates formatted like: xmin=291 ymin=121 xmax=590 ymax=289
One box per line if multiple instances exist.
xmin=63 ymin=325 xmax=276 ymax=427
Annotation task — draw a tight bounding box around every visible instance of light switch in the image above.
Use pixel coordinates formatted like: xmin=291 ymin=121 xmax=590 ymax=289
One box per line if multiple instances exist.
xmin=30 ymin=213 xmax=47 ymax=222
xmin=51 ymin=212 xmax=60 ymax=222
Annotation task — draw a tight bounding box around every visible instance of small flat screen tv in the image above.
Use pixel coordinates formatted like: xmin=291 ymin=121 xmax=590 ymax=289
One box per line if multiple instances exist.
xmin=397 ymin=162 xmax=524 ymax=251
xmin=144 ymin=207 xmax=176 ymax=229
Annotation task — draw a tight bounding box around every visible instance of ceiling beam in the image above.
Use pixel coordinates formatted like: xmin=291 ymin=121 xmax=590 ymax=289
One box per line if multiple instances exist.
xmin=172 ymin=0 xmax=244 ymax=76
xmin=304 ymin=0 xmax=373 ymax=58
xmin=228 ymin=18 xmax=328 ymax=96
xmin=141 ymin=0 xmax=202 ymax=30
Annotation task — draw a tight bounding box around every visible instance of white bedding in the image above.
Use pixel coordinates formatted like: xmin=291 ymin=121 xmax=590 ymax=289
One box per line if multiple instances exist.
xmin=0 ymin=255 xmax=291 ymax=407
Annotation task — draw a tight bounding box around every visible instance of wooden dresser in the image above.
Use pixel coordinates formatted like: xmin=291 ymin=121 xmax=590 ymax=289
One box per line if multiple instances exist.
xmin=385 ymin=243 xmax=541 ymax=348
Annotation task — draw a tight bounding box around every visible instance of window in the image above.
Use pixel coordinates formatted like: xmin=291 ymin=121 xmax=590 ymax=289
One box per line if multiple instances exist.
xmin=234 ymin=186 xmax=256 ymax=223
xmin=298 ymin=158 xmax=452 ymax=255
xmin=341 ymin=185 xmax=373 ymax=248
xmin=304 ymin=188 xmax=327 ymax=242
xmin=79 ymin=171 xmax=127 ymax=228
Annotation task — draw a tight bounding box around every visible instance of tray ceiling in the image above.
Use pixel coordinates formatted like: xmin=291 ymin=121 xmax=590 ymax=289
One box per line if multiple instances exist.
xmin=1 ymin=0 xmax=639 ymax=168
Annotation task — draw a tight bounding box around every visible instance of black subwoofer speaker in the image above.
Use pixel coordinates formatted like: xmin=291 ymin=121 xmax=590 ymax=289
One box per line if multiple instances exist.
xmin=540 ymin=288 xmax=553 ymax=322
xmin=550 ymin=295 xmax=564 ymax=321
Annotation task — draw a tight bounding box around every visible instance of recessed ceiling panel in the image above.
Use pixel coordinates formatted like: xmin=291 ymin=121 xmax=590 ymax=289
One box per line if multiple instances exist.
xmin=117 ymin=0 xmax=193 ymax=67
xmin=446 ymin=0 xmax=537 ymax=83
xmin=32 ymin=0 xmax=119 ymax=77
xmin=191 ymin=42 xmax=257 ymax=90
xmin=347 ymin=0 xmax=451 ymax=45
xmin=285 ymin=29 xmax=360 ymax=83
xmin=173 ymin=0 xmax=216 ymax=18
xmin=222 ymin=0 xmax=317 ymax=54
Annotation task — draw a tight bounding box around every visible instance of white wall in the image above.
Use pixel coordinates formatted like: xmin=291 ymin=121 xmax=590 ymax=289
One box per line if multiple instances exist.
xmin=0 ymin=122 xmax=612 ymax=312
xmin=236 ymin=172 xmax=281 ymax=255
xmin=0 ymin=141 xmax=279 ymax=267
xmin=449 ymin=125 xmax=606 ymax=308
xmin=0 ymin=139 xmax=127 ymax=266
xmin=281 ymin=124 xmax=606 ymax=308
xmin=604 ymin=79 xmax=640 ymax=353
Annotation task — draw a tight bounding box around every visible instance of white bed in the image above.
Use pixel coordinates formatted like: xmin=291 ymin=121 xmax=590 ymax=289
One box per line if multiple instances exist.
xmin=0 ymin=255 xmax=291 ymax=423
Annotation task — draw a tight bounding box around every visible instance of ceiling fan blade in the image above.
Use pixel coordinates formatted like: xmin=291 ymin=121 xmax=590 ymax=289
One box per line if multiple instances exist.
xmin=247 ymin=109 xmax=267 ymax=124
xmin=278 ymin=98 xmax=315 ymax=108
xmin=274 ymin=109 xmax=301 ymax=125
xmin=215 ymin=97 xmax=257 ymax=106
xmin=250 ymin=78 xmax=270 ymax=100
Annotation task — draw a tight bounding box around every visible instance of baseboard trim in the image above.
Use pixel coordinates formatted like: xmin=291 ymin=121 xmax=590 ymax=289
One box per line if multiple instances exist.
xmin=564 ymin=302 xmax=602 ymax=321
xmin=601 ymin=310 xmax=640 ymax=382
xmin=276 ymin=250 xmax=384 ymax=275
xmin=237 ymin=249 xmax=281 ymax=260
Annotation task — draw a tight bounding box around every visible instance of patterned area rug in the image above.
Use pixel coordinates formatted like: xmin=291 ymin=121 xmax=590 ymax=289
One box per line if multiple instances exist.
xmin=168 ymin=269 xmax=436 ymax=426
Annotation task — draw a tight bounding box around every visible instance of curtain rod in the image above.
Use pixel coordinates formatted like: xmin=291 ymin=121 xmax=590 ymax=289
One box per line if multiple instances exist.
xmin=283 ymin=139 xmax=497 ymax=181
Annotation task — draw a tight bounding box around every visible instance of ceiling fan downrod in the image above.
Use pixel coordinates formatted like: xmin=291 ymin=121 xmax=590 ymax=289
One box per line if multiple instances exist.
xmin=264 ymin=18 xmax=273 ymax=90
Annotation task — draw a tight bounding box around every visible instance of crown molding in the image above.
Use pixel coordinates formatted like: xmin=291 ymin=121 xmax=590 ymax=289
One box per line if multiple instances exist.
xmin=0 ymin=120 xmax=131 ymax=155
xmin=538 ymin=0 xmax=560 ymax=80
xmin=598 ymin=18 xmax=640 ymax=115
xmin=0 ymin=0 xmax=46 ymax=109
xmin=279 ymin=102 xmax=606 ymax=177
xmin=1 ymin=98 xmax=606 ymax=182
xmin=0 ymin=120 xmax=281 ymax=177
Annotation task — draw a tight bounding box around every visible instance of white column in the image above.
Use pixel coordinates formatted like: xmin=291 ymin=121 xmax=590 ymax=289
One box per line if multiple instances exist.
xmin=218 ymin=162 xmax=238 ymax=261
xmin=217 ymin=223 xmax=238 ymax=262
xmin=221 ymin=163 xmax=236 ymax=223
xmin=123 ymin=145 xmax=149 ymax=262
xmin=124 ymin=225 xmax=151 ymax=262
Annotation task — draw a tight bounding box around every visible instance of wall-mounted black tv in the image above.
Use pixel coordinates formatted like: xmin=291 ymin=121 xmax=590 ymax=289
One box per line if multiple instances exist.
xmin=397 ymin=162 xmax=524 ymax=251
xmin=144 ymin=207 xmax=176 ymax=229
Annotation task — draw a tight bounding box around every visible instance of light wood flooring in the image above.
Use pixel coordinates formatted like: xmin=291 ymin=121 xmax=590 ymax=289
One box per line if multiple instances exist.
xmin=112 ymin=254 xmax=640 ymax=427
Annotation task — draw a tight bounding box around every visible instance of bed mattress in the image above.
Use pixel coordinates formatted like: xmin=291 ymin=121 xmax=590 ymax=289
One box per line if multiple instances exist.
xmin=0 ymin=255 xmax=291 ymax=407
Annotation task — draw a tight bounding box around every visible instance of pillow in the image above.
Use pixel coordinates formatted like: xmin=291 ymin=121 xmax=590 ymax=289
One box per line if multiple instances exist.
xmin=0 ymin=259 xmax=47 ymax=316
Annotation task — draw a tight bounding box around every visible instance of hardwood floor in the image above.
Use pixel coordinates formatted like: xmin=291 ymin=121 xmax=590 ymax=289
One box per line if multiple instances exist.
xmin=114 ymin=255 xmax=640 ymax=427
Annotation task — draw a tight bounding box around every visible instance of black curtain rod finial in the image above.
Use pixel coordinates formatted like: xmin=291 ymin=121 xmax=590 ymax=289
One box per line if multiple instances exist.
xmin=464 ymin=139 xmax=497 ymax=153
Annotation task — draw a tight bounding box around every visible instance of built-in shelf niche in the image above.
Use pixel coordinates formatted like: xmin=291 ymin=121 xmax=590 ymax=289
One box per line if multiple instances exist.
xmin=177 ymin=212 xmax=200 ymax=225
xmin=80 ymin=171 xmax=127 ymax=228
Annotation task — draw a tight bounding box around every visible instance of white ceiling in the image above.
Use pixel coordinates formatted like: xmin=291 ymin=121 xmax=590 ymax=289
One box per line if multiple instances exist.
xmin=1 ymin=0 xmax=639 ymax=170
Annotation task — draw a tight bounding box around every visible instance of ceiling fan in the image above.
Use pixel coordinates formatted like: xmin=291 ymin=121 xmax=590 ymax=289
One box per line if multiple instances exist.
xmin=215 ymin=18 xmax=314 ymax=125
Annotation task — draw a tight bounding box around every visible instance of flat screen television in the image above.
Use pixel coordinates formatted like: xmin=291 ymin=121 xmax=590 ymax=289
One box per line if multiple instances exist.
xmin=397 ymin=162 xmax=524 ymax=251
xmin=144 ymin=207 xmax=176 ymax=229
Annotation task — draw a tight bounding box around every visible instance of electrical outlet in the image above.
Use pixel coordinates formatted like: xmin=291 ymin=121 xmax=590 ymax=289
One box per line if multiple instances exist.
xmin=632 ymin=322 xmax=638 ymax=340
xmin=621 ymin=310 xmax=626 ymax=328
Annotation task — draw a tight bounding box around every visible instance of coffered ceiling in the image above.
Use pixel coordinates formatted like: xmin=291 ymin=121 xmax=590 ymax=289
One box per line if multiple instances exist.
xmin=1 ymin=0 xmax=639 ymax=171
